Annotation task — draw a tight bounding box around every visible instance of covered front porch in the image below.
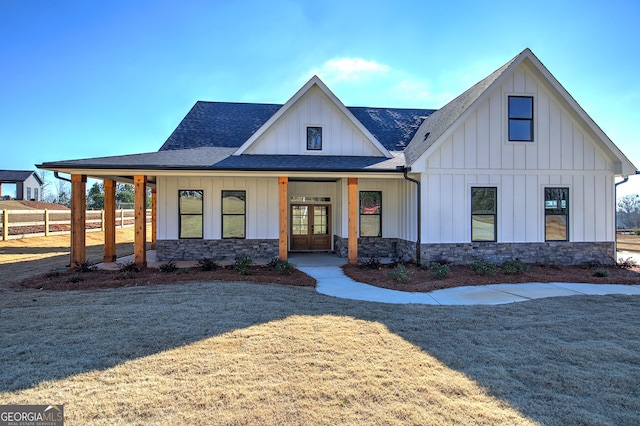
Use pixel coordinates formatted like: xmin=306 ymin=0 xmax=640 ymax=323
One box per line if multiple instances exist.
xmin=67 ymin=173 xmax=378 ymax=268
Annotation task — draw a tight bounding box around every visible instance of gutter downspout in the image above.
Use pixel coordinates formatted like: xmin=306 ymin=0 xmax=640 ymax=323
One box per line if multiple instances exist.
xmin=54 ymin=171 xmax=72 ymax=183
xmin=400 ymin=167 xmax=421 ymax=266
xmin=613 ymin=171 xmax=640 ymax=260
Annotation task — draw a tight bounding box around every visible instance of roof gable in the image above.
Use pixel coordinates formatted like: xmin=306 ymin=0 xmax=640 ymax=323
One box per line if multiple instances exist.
xmin=0 ymin=170 xmax=42 ymax=184
xmin=234 ymin=76 xmax=393 ymax=157
xmin=406 ymin=48 xmax=637 ymax=175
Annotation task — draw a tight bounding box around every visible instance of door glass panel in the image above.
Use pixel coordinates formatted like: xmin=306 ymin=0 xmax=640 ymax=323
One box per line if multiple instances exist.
xmin=292 ymin=205 xmax=308 ymax=235
xmin=314 ymin=206 xmax=328 ymax=235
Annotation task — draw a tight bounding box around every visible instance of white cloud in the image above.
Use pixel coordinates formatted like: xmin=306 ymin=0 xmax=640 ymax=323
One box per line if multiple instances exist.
xmin=310 ymin=58 xmax=390 ymax=83
xmin=300 ymin=57 xmax=454 ymax=108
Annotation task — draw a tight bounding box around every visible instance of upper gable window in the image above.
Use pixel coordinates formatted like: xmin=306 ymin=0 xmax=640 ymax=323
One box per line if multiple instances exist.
xmin=508 ymin=96 xmax=534 ymax=141
xmin=307 ymin=127 xmax=322 ymax=150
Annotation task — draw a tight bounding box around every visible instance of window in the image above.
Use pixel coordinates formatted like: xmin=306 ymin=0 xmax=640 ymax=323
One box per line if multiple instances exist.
xmin=545 ymin=188 xmax=569 ymax=241
xmin=26 ymin=187 xmax=31 ymax=200
xmin=471 ymin=187 xmax=497 ymax=242
xmin=222 ymin=190 xmax=246 ymax=238
xmin=34 ymin=188 xmax=39 ymax=201
xmin=307 ymin=126 xmax=322 ymax=150
xmin=179 ymin=190 xmax=203 ymax=239
xmin=508 ymin=96 xmax=534 ymax=141
xmin=359 ymin=191 xmax=381 ymax=237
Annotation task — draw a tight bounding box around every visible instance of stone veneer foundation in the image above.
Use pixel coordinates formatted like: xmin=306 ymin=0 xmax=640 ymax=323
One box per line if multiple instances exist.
xmin=156 ymin=239 xmax=279 ymax=261
xmin=334 ymin=235 xmax=615 ymax=265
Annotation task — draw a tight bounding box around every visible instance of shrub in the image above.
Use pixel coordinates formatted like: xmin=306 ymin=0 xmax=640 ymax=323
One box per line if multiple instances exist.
xmin=617 ymin=257 xmax=637 ymax=270
xmin=234 ymin=257 xmax=253 ymax=275
xmin=593 ymin=269 xmax=610 ymax=277
xmin=119 ymin=262 xmax=140 ymax=273
xmin=359 ymin=257 xmax=382 ymax=269
xmin=635 ymin=229 xmax=640 ymax=236
xmin=387 ymin=264 xmax=414 ymax=283
xmin=266 ymin=258 xmax=295 ymax=275
xmin=502 ymin=259 xmax=530 ymax=275
xmin=197 ymin=258 xmax=220 ymax=271
xmin=470 ymin=260 xmax=497 ymax=276
xmin=428 ymin=263 xmax=450 ymax=279
xmin=159 ymin=261 xmax=178 ymax=273
xmin=73 ymin=262 xmax=96 ymax=273
xmin=68 ymin=274 xmax=84 ymax=283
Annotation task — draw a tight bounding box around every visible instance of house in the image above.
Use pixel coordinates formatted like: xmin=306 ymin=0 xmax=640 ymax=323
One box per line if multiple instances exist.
xmin=38 ymin=49 xmax=637 ymax=267
xmin=0 ymin=170 xmax=44 ymax=201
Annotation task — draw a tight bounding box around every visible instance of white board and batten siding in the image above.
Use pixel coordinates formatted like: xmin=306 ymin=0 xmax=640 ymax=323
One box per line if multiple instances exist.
xmin=243 ymin=86 xmax=382 ymax=157
xmin=420 ymin=62 xmax=616 ymax=244
xmin=156 ymin=176 xmax=279 ymax=240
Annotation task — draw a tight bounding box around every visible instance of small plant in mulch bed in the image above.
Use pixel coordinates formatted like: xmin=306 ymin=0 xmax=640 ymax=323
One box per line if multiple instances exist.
xmin=116 ymin=262 xmax=140 ymax=280
xmin=196 ymin=258 xmax=220 ymax=271
xmin=68 ymin=274 xmax=84 ymax=283
xmin=593 ymin=269 xmax=610 ymax=278
xmin=429 ymin=255 xmax=451 ymax=266
xmin=359 ymin=257 xmax=382 ymax=269
xmin=617 ymin=257 xmax=638 ymax=270
xmin=119 ymin=262 xmax=140 ymax=273
xmin=470 ymin=260 xmax=497 ymax=276
xmin=501 ymin=259 xmax=530 ymax=275
xmin=427 ymin=262 xmax=450 ymax=279
xmin=233 ymin=257 xmax=253 ymax=276
xmin=73 ymin=262 xmax=97 ymax=273
xmin=159 ymin=261 xmax=178 ymax=273
xmin=387 ymin=264 xmax=414 ymax=283
xmin=266 ymin=258 xmax=295 ymax=275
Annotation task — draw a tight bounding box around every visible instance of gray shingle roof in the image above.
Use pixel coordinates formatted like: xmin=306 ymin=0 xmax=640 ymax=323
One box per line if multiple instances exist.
xmin=160 ymin=102 xmax=434 ymax=152
xmin=39 ymin=147 xmax=404 ymax=172
xmin=0 ymin=170 xmax=41 ymax=183
xmin=403 ymin=52 xmax=520 ymax=165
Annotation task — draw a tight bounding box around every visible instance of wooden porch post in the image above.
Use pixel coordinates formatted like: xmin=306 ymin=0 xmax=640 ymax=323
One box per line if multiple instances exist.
xmin=103 ymin=179 xmax=116 ymax=262
xmin=348 ymin=177 xmax=358 ymax=264
xmin=134 ymin=175 xmax=147 ymax=267
xmin=151 ymin=187 xmax=157 ymax=250
xmin=278 ymin=176 xmax=288 ymax=260
xmin=70 ymin=174 xmax=87 ymax=266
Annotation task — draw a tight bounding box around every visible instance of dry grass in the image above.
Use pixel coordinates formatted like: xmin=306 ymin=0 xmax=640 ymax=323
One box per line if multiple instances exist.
xmin=618 ymin=234 xmax=640 ymax=253
xmin=0 ymin=226 xmax=150 ymax=285
xmin=1 ymin=282 xmax=640 ymax=425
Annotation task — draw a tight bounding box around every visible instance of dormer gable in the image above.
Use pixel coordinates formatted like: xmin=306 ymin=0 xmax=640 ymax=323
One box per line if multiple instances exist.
xmin=234 ymin=76 xmax=392 ymax=158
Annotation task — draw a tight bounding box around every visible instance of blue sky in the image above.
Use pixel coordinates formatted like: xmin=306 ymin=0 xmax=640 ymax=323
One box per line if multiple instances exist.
xmin=1 ymin=0 xmax=638 ymax=197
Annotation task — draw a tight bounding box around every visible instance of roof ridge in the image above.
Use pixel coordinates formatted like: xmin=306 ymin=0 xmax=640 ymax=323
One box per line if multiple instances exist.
xmin=403 ymin=50 xmax=523 ymax=165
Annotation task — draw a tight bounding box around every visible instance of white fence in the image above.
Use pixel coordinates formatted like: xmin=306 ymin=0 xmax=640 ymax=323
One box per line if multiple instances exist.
xmin=0 ymin=209 xmax=152 ymax=241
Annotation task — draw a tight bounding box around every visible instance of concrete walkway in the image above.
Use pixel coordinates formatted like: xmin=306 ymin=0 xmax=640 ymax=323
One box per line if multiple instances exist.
xmin=291 ymin=253 xmax=640 ymax=306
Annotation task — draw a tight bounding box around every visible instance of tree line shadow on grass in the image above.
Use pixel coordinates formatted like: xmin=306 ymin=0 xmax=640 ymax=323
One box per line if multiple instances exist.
xmin=1 ymin=282 xmax=639 ymax=425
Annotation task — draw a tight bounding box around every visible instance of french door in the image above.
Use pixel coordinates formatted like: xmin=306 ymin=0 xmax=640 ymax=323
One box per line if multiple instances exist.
xmin=290 ymin=204 xmax=331 ymax=251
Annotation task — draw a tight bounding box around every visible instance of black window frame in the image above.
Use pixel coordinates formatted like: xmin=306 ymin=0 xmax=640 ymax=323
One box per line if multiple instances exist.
xmin=307 ymin=126 xmax=322 ymax=150
xmin=508 ymin=96 xmax=534 ymax=142
xmin=544 ymin=187 xmax=569 ymax=242
xmin=359 ymin=191 xmax=382 ymax=237
xmin=471 ymin=187 xmax=497 ymax=242
xmin=178 ymin=189 xmax=204 ymax=239
xmin=222 ymin=190 xmax=246 ymax=239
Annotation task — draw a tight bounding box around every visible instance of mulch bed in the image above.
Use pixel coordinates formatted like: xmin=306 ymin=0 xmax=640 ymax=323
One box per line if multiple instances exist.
xmin=18 ymin=266 xmax=316 ymax=291
xmin=344 ymin=263 xmax=640 ymax=293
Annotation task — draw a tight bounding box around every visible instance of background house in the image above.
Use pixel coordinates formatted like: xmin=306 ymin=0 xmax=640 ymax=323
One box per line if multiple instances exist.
xmin=0 ymin=170 xmax=43 ymax=201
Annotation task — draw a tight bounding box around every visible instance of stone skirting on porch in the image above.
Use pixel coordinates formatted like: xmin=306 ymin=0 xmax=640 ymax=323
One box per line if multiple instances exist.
xmin=333 ymin=235 xmax=616 ymax=265
xmin=156 ymin=239 xmax=279 ymax=261
xmin=420 ymin=241 xmax=616 ymax=265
